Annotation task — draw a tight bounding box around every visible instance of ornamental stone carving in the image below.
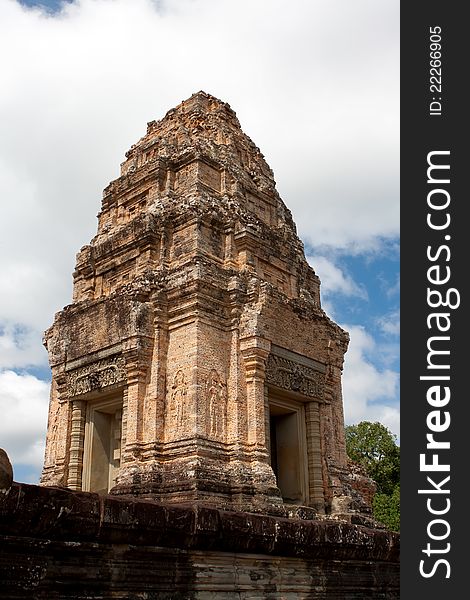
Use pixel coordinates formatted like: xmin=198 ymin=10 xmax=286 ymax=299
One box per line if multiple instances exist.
xmin=67 ymin=356 xmax=127 ymax=397
xmin=205 ymin=369 xmax=226 ymax=439
xmin=40 ymin=92 xmax=359 ymax=515
xmin=266 ymin=353 xmax=326 ymax=400
xmin=168 ymin=370 xmax=188 ymax=430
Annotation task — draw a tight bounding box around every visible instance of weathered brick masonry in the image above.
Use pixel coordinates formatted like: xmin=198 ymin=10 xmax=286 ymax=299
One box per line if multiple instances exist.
xmin=40 ymin=91 xmax=372 ymax=516
xmin=0 ymin=92 xmax=398 ymax=597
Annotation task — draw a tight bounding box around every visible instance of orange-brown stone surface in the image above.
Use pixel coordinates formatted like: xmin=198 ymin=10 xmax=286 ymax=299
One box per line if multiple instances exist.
xmin=41 ymin=91 xmax=367 ymax=516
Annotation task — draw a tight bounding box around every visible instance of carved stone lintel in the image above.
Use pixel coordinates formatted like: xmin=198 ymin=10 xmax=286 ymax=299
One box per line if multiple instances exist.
xmin=67 ymin=356 xmax=127 ymax=397
xmin=266 ymin=353 xmax=326 ymax=400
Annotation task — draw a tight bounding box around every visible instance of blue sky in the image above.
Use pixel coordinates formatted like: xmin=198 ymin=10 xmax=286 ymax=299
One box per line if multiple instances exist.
xmin=20 ymin=0 xmax=66 ymax=6
xmin=1 ymin=0 xmax=399 ymax=484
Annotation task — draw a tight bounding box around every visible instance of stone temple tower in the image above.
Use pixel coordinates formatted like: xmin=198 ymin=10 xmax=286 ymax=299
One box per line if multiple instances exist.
xmin=41 ymin=92 xmax=364 ymax=516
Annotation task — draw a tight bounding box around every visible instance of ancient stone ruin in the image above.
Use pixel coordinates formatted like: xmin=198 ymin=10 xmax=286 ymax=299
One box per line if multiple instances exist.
xmin=0 ymin=92 xmax=399 ymax=598
xmin=41 ymin=91 xmax=368 ymax=516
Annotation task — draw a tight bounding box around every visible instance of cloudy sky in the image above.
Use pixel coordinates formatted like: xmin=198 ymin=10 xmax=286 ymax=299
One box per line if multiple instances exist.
xmin=0 ymin=0 xmax=399 ymax=483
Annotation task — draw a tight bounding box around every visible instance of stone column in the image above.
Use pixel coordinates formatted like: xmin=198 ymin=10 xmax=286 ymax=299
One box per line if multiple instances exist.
xmin=143 ymin=295 xmax=168 ymax=445
xmin=121 ymin=387 xmax=128 ymax=455
xmin=240 ymin=337 xmax=270 ymax=456
xmin=121 ymin=349 xmax=147 ymax=460
xmin=305 ymin=401 xmax=325 ymax=513
xmin=264 ymin=385 xmax=271 ymax=459
xmin=330 ymin=365 xmax=348 ymax=466
xmin=320 ymin=365 xmax=348 ymax=469
xmin=67 ymin=399 xmax=86 ymax=490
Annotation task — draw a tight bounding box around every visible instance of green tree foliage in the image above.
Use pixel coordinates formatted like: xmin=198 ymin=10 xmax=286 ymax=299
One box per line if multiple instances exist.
xmin=345 ymin=421 xmax=400 ymax=531
xmin=373 ymin=484 xmax=400 ymax=532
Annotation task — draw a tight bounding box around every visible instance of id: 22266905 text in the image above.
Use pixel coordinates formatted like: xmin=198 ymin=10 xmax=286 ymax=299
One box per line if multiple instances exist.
xmin=429 ymin=26 xmax=442 ymax=116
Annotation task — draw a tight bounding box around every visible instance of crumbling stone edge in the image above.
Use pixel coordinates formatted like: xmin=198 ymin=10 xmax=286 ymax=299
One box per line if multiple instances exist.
xmin=1 ymin=482 xmax=399 ymax=562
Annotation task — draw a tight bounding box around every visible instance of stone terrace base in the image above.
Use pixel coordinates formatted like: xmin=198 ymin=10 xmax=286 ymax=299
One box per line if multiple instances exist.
xmin=0 ymin=483 xmax=399 ymax=599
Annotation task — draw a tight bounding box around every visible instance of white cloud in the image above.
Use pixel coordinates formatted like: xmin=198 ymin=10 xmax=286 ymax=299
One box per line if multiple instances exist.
xmin=0 ymin=0 xmax=399 ymax=336
xmin=307 ymin=255 xmax=367 ymax=299
xmin=0 ymin=370 xmax=50 ymax=478
xmin=319 ymin=298 xmax=337 ymax=320
xmin=342 ymin=325 xmax=399 ymax=438
xmin=376 ymin=310 xmax=400 ymax=336
xmin=385 ymin=274 xmax=400 ymax=298
xmin=0 ymin=322 xmax=48 ymax=369
xmin=0 ymin=1 xmax=399 ymax=471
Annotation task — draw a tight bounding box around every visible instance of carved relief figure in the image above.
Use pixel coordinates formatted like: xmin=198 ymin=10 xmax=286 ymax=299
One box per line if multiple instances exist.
xmin=169 ymin=370 xmax=188 ymax=430
xmin=206 ymin=370 xmax=226 ymax=439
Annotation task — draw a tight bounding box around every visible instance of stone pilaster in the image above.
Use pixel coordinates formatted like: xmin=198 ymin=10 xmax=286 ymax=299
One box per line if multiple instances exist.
xmin=143 ymin=295 xmax=168 ymax=446
xmin=121 ymin=349 xmax=148 ymax=460
xmin=305 ymin=401 xmax=325 ymax=513
xmin=66 ymin=400 xmax=86 ymax=490
xmin=240 ymin=337 xmax=270 ymax=454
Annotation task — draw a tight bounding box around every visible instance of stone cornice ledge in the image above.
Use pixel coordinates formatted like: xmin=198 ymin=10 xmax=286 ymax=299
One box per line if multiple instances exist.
xmin=0 ymin=483 xmax=399 ymax=563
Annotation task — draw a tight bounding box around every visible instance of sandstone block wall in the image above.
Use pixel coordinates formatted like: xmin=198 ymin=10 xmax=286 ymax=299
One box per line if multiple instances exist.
xmin=0 ymin=482 xmax=399 ymax=599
